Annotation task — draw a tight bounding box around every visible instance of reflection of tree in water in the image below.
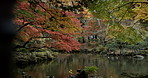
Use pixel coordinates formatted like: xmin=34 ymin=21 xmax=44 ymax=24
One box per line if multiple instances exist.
xmin=121 ymin=72 xmax=148 ymax=78
xmin=107 ymin=56 xmax=148 ymax=78
xmin=16 ymin=54 xmax=148 ymax=78
xmin=16 ymin=64 xmax=47 ymax=78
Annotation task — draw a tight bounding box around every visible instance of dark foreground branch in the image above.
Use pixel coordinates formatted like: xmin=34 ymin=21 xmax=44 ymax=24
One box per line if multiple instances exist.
xmin=116 ymin=1 xmax=148 ymax=9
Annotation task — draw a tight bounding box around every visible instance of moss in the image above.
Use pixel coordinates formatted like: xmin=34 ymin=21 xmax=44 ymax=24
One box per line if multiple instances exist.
xmin=16 ymin=48 xmax=29 ymax=53
xmin=14 ymin=48 xmax=59 ymax=65
xmin=38 ymin=48 xmax=48 ymax=52
xmin=34 ymin=52 xmax=45 ymax=57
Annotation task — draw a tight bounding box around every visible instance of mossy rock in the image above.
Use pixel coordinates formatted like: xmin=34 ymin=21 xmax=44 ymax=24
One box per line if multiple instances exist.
xmin=51 ymin=52 xmax=59 ymax=57
xmin=14 ymin=48 xmax=58 ymax=64
xmin=16 ymin=48 xmax=29 ymax=53
xmin=34 ymin=52 xmax=46 ymax=57
xmin=46 ymin=51 xmax=54 ymax=58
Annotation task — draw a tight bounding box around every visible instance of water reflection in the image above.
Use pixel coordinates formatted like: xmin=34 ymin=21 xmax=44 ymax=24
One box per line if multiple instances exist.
xmin=16 ymin=54 xmax=148 ymax=78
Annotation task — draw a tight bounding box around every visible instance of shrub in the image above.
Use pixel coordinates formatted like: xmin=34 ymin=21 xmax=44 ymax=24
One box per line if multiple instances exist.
xmin=84 ymin=66 xmax=98 ymax=74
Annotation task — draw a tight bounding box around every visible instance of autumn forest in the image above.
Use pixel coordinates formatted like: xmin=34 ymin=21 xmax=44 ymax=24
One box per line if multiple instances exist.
xmin=10 ymin=0 xmax=148 ymax=78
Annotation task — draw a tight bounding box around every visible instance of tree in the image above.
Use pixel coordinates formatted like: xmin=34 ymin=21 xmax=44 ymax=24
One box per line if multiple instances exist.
xmin=106 ymin=23 xmax=146 ymax=44
xmin=87 ymin=0 xmax=148 ymax=44
xmin=14 ymin=0 xmax=83 ymax=52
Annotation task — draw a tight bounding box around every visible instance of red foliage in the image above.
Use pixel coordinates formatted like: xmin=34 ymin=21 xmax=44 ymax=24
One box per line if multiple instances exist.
xmin=18 ymin=25 xmax=42 ymax=41
xmin=64 ymin=11 xmax=82 ymax=28
xmin=17 ymin=25 xmax=81 ymax=52
xmin=17 ymin=1 xmax=30 ymax=10
xmin=42 ymin=29 xmax=81 ymax=52
xmin=14 ymin=0 xmax=83 ymax=52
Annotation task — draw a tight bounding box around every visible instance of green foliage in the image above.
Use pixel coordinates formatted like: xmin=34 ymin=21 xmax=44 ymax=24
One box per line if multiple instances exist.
xmin=16 ymin=48 xmax=29 ymax=52
xmin=140 ymin=20 xmax=148 ymax=27
xmin=107 ymin=23 xmax=146 ymax=44
xmin=137 ymin=36 xmax=148 ymax=49
xmin=17 ymin=10 xmax=35 ymax=19
xmin=38 ymin=48 xmax=48 ymax=52
xmin=95 ymin=45 xmax=107 ymax=52
xmin=88 ymin=0 xmax=148 ymax=21
xmin=87 ymin=0 xmax=148 ymax=44
xmin=84 ymin=66 xmax=98 ymax=74
xmin=88 ymin=0 xmax=129 ymax=20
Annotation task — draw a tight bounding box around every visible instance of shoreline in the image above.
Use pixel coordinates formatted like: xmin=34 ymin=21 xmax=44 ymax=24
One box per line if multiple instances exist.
xmin=14 ymin=48 xmax=148 ymax=67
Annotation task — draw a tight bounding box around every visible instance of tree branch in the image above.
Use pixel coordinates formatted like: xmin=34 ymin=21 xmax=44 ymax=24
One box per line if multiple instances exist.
xmin=17 ymin=22 xmax=32 ymax=32
xmin=15 ymin=37 xmax=52 ymax=48
xmin=118 ymin=7 xmax=129 ymax=23
xmin=116 ymin=1 xmax=148 ymax=9
xmin=33 ymin=0 xmax=65 ymax=28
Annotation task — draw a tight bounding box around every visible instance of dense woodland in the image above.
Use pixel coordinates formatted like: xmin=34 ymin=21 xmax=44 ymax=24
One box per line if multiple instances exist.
xmin=13 ymin=0 xmax=148 ymax=55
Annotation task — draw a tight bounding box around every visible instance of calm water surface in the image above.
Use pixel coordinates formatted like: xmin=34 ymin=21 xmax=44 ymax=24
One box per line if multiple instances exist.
xmin=16 ymin=54 xmax=148 ymax=78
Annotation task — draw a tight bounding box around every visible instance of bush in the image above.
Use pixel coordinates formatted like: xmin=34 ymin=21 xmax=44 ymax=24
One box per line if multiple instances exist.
xmin=84 ymin=66 xmax=98 ymax=74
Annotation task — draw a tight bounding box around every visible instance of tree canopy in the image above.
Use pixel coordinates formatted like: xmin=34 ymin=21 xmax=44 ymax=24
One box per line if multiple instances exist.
xmin=13 ymin=0 xmax=148 ymax=52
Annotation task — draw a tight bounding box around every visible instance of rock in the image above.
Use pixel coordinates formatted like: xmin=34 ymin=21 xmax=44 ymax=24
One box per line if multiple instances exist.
xmin=46 ymin=75 xmax=54 ymax=78
xmin=75 ymin=70 xmax=88 ymax=78
xmin=133 ymin=55 xmax=144 ymax=60
xmin=133 ymin=55 xmax=144 ymax=58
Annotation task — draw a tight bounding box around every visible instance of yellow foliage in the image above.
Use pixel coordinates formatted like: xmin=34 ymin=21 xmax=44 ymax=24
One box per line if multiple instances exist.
xmin=132 ymin=2 xmax=148 ymax=21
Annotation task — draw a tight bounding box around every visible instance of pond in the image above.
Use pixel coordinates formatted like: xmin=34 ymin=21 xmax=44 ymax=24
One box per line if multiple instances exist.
xmin=15 ymin=54 xmax=148 ymax=78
